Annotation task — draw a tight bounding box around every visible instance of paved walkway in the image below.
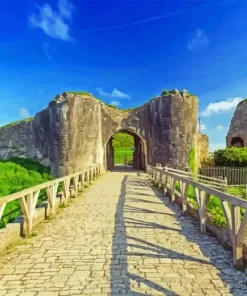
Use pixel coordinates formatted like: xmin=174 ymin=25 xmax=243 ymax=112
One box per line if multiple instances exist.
xmin=0 ymin=171 xmax=247 ymax=296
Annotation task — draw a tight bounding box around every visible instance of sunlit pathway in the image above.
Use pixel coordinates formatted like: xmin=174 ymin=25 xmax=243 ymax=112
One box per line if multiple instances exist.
xmin=0 ymin=170 xmax=246 ymax=296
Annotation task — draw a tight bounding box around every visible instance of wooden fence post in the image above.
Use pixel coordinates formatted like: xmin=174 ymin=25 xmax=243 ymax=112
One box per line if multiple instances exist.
xmin=73 ymin=175 xmax=79 ymax=197
xmin=46 ymin=183 xmax=58 ymax=216
xmin=62 ymin=179 xmax=70 ymax=205
xmin=180 ymin=181 xmax=189 ymax=213
xmin=81 ymin=173 xmax=85 ymax=191
xmin=231 ymin=205 xmax=242 ymax=265
xmin=224 ymin=177 xmax=228 ymax=192
xmin=0 ymin=204 xmax=6 ymax=221
xmin=170 ymin=177 xmax=176 ymax=203
xmin=19 ymin=195 xmax=31 ymax=237
xmin=194 ymin=188 xmax=210 ymax=233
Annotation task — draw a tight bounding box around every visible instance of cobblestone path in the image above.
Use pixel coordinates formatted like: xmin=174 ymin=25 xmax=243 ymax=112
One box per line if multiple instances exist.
xmin=0 ymin=171 xmax=247 ymax=296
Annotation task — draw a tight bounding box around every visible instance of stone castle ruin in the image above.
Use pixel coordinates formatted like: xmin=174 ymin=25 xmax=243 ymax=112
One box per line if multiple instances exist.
xmin=0 ymin=90 xmax=208 ymax=177
xmin=227 ymin=99 xmax=247 ymax=148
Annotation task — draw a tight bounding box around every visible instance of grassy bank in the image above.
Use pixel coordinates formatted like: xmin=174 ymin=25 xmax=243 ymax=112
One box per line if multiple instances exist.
xmin=0 ymin=158 xmax=53 ymax=228
xmin=114 ymin=147 xmax=133 ymax=164
xmin=112 ymin=132 xmax=134 ymax=165
xmin=173 ymin=182 xmax=247 ymax=227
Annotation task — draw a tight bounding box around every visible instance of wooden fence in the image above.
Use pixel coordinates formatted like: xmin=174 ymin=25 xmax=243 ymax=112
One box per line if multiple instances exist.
xmin=200 ymin=166 xmax=247 ymax=185
xmin=148 ymin=164 xmax=247 ymax=266
xmin=0 ymin=164 xmax=101 ymax=237
xmin=165 ymin=167 xmax=227 ymax=191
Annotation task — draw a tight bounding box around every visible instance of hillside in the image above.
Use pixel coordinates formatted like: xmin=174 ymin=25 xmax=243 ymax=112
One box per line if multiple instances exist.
xmin=0 ymin=158 xmax=53 ymax=228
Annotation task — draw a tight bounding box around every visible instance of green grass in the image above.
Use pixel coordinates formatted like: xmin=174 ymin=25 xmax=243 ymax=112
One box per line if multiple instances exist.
xmin=67 ymin=91 xmax=92 ymax=96
xmin=174 ymin=182 xmax=227 ymax=227
xmin=114 ymin=147 xmax=133 ymax=164
xmin=0 ymin=158 xmax=53 ymax=229
xmin=227 ymin=186 xmax=246 ymax=199
xmin=174 ymin=182 xmax=247 ymax=227
xmin=0 ymin=117 xmax=34 ymax=130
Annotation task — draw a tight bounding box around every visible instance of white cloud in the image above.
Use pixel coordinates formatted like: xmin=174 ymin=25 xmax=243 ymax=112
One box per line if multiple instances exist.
xmin=42 ymin=42 xmax=53 ymax=60
xmin=209 ymin=142 xmax=226 ymax=152
xmin=29 ymin=0 xmax=74 ymax=41
xmin=96 ymin=88 xmax=130 ymax=99
xmin=216 ymin=124 xmax=223 ymax=130
xmin=187 ymin=29 xmax=209 ymax=51
xmin=19 ymin=108 xmax=30 ymax=118
xmin=197 ymin=122 xmax=206 ymax=131
xmin=109 ymin=100 xmax=120 ymax=106
xmin=201 ymin=123 xmax=206 ymax=131
xmin=200 ymin=97 xmax=242 ymax=117
xmin=111 ymin=89 xmax=130 ymax=99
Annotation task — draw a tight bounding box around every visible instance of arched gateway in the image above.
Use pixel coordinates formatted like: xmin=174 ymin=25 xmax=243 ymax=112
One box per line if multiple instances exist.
xmin=106 ymin=129 xmax=147 ymax=171
xmin=0 ymin=91 xmax=199 ymax=177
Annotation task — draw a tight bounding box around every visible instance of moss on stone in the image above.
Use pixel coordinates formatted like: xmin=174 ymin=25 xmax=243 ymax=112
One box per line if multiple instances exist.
xmin=188 ymin=147 xmax=197 ymax=174
xmin=54 ymin=88 xmax=197 ymax=114
xmin=67 ymin=91 xmax=93 ymax=96
xmin=238 ymin=98 xmax=247 ymax=106
xmin=0 ymin=117 xmax=34 ymax=130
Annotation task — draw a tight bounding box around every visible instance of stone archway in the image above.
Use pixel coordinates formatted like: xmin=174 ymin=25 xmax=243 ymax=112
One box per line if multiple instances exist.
xmin=105 ymin=129 xmax=147 ymax=171
xmin=0 ymin=92 xmax=199 ymax=177
xmin=230 ymin=137 xmax=244 ymax=147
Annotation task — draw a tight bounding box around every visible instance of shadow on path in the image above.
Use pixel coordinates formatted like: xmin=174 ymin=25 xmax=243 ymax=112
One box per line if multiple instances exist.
xmin=148 ymin=178 xmax=247 ymax=296
xmin=110 ymin=173 xmax=247 ymax=296
xmin=110 ymin=175 xmax=179 ymax=296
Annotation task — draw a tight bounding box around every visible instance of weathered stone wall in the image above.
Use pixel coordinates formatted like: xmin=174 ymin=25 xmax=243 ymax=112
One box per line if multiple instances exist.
xmin=0 ymin=116 xmax=50 ymax=167
xmin=197 ymin=133 xmax=209 ymax=166
xmin=227 ymin=101 xmax=247 ymax=147
xmin=0 ymin=91 xmax=198 ymax=176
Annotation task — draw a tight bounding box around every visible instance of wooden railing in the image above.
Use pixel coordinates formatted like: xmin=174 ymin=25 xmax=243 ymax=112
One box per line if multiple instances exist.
xmin=162 ymin=166 xmax=227 ymax=191
xmin=147 ymin=164 xmax=247 ymax=266
xmin=0 ymin=164 xmax=101 ymax=237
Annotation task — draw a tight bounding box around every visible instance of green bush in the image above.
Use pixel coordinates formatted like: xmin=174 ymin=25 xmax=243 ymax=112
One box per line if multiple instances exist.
xmin=214 ymin=147 xmax=247 ymax=167
xmin=161 ymin=89 xmax=169 ymax=96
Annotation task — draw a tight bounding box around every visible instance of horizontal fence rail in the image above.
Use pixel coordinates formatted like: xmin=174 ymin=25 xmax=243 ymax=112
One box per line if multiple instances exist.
xmin=0 ymin=164 xmax=101 ymax=237
xmin=147 ymin=164 xmax=247 ymax=266
xmin=160 ymin=166 xmax=227 ymax=191
xmin=200 ymin=166 xmax=247 ymax=185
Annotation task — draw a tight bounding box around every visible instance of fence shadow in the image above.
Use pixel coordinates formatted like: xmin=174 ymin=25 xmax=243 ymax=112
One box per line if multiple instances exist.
xmin=110 ymin=174 xmax=247 ymax=296
xmin=110 ymin=175 xmax=179 ymax=295
xmin=147 ymin=180 xmax=247 ymax=296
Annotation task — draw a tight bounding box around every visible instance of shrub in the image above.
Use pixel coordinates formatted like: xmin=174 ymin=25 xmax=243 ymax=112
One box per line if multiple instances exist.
xmin=214 ymin=147 xmax=247 ymax=167
xmin=161 ymin=89 xmax=169 ymax=96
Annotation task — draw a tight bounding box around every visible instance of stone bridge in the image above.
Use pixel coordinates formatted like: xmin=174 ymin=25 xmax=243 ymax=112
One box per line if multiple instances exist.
xmin=1 ymin=165 xmax=247 ymax=296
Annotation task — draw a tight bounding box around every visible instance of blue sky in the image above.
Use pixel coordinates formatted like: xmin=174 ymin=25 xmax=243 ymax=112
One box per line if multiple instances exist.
xmin=1 ymin=0 xmax=247 ymax=152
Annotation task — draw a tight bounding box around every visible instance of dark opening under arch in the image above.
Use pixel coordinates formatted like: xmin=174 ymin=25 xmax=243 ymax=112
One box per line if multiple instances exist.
xmin=230 ymin=137 xmax=244 ymax=148
xmin=105 ymin=129 xmax=146 ymax=171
